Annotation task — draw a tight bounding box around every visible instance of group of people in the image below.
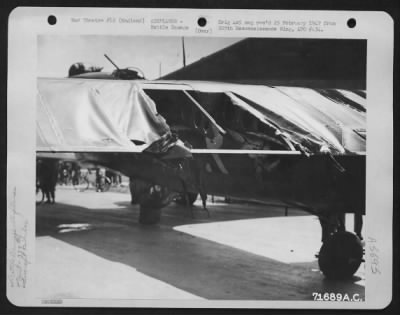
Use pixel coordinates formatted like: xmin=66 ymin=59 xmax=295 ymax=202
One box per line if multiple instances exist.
xmin=36 ymin=159 xmax=122 ymax=204
xmin=58 ymin=163 xmax=81 ymax=186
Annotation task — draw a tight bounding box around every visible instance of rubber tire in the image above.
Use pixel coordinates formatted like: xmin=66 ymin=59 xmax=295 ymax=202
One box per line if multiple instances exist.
xmin=175 ymin=192 xmax=198 ymax=206
xmin=139 ymin=206 xmax=161 ymax=225
xmin=318 ymin=231 xmax=363 ymax=279
xmin=137 ymin=183 xmax=171 ymax=225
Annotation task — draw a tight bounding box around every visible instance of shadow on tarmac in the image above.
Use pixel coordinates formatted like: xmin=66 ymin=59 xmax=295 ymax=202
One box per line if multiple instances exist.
xmin=36 ymin=201 xmax=365 ymax=300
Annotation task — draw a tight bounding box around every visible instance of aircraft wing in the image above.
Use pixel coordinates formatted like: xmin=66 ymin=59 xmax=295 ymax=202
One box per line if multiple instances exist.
xmin=37 ymin=78 xmax=366 ymax=156
xmin=139 ymin=80 xmax=366 ymax=155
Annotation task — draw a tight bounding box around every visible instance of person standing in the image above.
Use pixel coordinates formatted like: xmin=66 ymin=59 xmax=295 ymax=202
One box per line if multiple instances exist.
xmin=38 ymin=158 xmax=59 ymax=204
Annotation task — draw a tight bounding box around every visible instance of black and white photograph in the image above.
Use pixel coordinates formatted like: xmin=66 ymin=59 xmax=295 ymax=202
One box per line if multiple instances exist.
xmin=7 ymin=6 xmax=397 ymax=309
xmin=34 ymin=34 xmax=368 ymax=302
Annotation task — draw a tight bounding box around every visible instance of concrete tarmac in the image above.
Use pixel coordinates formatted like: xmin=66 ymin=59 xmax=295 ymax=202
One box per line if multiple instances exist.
xmin=35 ymin=186 xmax=365 ymax=301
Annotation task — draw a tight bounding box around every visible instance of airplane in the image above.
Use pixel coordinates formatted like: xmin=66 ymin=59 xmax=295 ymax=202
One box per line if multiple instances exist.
xmin=36 ymin=57 xmax=366 ymax=280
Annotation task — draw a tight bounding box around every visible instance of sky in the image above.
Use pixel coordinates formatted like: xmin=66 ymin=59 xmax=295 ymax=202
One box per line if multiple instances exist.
xmin=38 ymin=35 xmax=241 ymax=79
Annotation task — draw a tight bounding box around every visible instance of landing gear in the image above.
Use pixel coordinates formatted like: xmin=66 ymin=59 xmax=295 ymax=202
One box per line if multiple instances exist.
xmin=317 ymin=211 xmax=364 ymax=279
xmin=318 ymin=231 xmax=363 ymax=279
xmin=138 ymin=184 xmax=170 ymax=224
xmin=130 ymin=179 xmax=173 ymax=225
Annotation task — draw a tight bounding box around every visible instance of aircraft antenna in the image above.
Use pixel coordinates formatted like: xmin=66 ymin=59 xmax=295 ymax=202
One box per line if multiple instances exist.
xmin=181 ymin=37 xmax=186 ymax=67
xmin=104 ymin=54 xmax=120 ymax=70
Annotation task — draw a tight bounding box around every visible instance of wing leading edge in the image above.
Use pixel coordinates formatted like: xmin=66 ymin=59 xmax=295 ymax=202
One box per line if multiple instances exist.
xmin=36 ymin=78 xmax=366 ymax=156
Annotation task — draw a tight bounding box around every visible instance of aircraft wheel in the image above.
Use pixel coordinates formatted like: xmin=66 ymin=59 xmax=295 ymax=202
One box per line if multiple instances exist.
xmin=139 ymin=205 xmax=161 ymax=225
xmin=175 ymin=192 xmax=198 ymax=206
xmin=318 ymin=231 xmax=363 ymax=279
xmin=137 ymin=184 xmax=172 ymax=225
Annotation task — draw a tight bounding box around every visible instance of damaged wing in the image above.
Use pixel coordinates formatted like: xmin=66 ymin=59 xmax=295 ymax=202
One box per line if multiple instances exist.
xmin=37 ymin=78 xmax=366 ymax=157
xmin=139 ymin=80 xmax=366 ymax=155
